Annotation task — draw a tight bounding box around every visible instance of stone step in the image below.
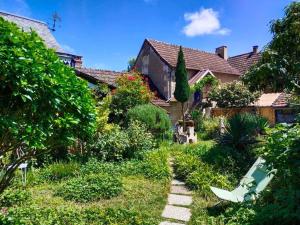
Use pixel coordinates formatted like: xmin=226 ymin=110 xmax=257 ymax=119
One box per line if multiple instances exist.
xmin=168 ymin=194 xmax=192 ymax=206
xmin=171 ymin=185 xmax=192 ymax=195
xmin=171 ymin=179 xmax=185 ymax=186
xmin=159 ymin=221 xmax=185 ymax=225
xmin=162 ymin=205 xmax=191 ymax=222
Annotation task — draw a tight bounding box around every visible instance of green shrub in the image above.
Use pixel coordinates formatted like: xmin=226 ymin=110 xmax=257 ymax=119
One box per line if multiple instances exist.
xmin=125 ymin=120 xmax=156 ymax=159
xmin=89 ymin=125 xmax=130 ymax=161
xmin=0 ymin=206 xmax=156 ymax=225
xmin=191 ymin=109 xmax=204 ymax=132
xmin=37 ymin=162 xmax=80 ymax=182
xmin=186 ymin=164 xmax=231 ymax=197
xmin=141 ymin=148 xmax=171 ymax=180
xmin=200 ymin=117 xmax=220 ymax=140
xmin=55 ymin=173 xmax=122 ymax=202
xmin=126 ymin=104 xmax=171 ymax=138
xmin=173 ymin=152 xmax=201 ymax=180
xmin=221 ymin=113 xmax=269 ymax=150
xmin=0 ymin=188 xmax=31 ymax=207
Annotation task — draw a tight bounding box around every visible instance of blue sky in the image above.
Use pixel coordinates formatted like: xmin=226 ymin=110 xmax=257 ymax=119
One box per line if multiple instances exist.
xmin=0 ymin=0 xmax=295 ymax=71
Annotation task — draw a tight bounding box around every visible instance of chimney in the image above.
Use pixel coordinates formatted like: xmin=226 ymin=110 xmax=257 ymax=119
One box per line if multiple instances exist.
xmin=215 ymin=46 xmax=228 ymax=60
xmin=74 ymin=56 xmax=83 ymax=68
xmin=252 ymin=45 xmax=258 ymax=54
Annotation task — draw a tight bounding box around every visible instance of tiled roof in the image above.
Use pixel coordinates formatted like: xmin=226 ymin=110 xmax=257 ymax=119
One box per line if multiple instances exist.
xmin=145 ymin=39 xmax=241 ymax=75
xmin=75 ymin=68 xmax=124 ymax=87
xmin=228 ymin=52 xmax=261 ymax=74
xmin=0 ymin=11 xmax=65 ymax=53
xmin=254 ymin=93 xmax=289 ymax=107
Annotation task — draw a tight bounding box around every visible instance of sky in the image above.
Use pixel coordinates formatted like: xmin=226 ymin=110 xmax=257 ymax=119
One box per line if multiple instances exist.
xmin=0 ymin=0 xmax=296 ymax=71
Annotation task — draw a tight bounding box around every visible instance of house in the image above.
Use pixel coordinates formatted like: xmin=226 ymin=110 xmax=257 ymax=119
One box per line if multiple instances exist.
xmin=135 ymin=39 xmax=261 ymax=123
xmin=211 ymin=92 xmax=293 ymax=125
xmin=0 ymin=11 xmax=123 ymax=88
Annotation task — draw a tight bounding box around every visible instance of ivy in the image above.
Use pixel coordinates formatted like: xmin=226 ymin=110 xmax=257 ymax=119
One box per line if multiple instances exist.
xmin=191 ymin=74 xmax=219 ymax=93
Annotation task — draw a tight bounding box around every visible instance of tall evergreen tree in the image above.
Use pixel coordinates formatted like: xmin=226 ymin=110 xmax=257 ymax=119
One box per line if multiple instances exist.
xmin=174 ymin=46 xmax=190 ymax=130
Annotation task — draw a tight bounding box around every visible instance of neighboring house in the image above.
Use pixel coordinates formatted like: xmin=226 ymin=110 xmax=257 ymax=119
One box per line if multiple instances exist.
xmin=211 ymin=92 xmax=293 ymax=125
xmin=0 ymin=11 xmax=83 ymax=68
xmin=135 ymin=39 xmax=261 ymax=123
xmin=0 ymin=11 xmax=123 ymax=88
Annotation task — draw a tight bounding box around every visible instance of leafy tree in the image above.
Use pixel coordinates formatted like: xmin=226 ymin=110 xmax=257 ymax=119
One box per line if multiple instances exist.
xmin=109 ymin=72 xmax=152 ymax=124
xmin=127 ymin=57 xmax=136 ymax=72
xmin=174 ymin=46 xmax=190 ymax=129
xmin=0 ymin=18 xmax=96 ymax=193
xmin=208 ymin=81 xmax=260 ymax=108
xmin=243 ymin=2 xmax=300 ymax=94
xmin=126 ymin=104 xmax=171 ymax=138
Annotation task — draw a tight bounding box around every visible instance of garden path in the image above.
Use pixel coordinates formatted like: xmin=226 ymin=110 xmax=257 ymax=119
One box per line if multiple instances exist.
xmin=160 ymin=159 xmax=192 ymax=225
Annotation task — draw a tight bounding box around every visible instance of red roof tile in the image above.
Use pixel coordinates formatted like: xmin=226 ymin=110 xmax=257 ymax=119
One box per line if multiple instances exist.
xmin=75 ymin=68 xmax=125 ymax=87
xmin=228 ymin=52 xmax=261 ymax=74
xmin=146 ymin=39 xmax=241 ymax=75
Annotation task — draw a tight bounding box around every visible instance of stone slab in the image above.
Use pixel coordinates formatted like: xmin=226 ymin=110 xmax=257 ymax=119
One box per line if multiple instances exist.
xmin=171 ymin=185 xmax=192 ymax=195
xmin=162 ymin=205 xmax=191 ymax=222
xmin=159 ymin=221 xmax=185 ymax=225
xmin=171 ymin=179 xmax=185 ymax=186
xmin=168 ymin=194 xmax=192 ymax=206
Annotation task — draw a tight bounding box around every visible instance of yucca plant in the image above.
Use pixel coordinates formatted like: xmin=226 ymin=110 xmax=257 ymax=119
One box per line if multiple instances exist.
xmin=221 ymin=113 xmax=269 ymax=150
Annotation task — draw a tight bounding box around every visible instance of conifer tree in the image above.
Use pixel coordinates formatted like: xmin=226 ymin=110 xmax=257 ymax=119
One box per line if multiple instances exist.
xmin=174 ymin=46 xmax=190 ymax=130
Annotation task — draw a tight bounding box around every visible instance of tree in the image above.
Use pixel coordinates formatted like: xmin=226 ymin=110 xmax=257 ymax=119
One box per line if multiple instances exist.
xmin=174 ymin=46 xmax=190 ymax=130
xmin=127 ymin=57 xmax=136 ymax=72
xmin=0 ymin=18 xmax=97 ymax=193
xmin=208 ymin=81 xmax=260 ymax=108
xmin=243 ymin=2 xmax=300 ymax=94
xmin=109 ymin=72 xmax=152 ymax=124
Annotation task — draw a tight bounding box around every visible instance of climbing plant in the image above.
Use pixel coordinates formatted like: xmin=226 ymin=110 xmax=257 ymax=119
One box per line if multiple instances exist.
xmin=191 ymin=74 xmax=219 ymax=92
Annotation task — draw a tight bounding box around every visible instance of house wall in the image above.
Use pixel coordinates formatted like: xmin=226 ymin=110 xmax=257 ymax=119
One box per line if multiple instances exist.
xmin=214 ymin=72 xmax=240 ymax=83
xmin=136 ymin=42 xmax=172 ymax=99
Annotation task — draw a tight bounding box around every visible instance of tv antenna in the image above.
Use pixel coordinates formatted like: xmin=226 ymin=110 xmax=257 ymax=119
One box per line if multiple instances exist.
xmin=49 ymin=12 xmax=61 ymax=32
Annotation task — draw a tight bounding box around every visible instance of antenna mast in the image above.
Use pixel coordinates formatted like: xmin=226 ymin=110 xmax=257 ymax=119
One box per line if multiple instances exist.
xmin=49 ymin=12 xmax=61 ymax=32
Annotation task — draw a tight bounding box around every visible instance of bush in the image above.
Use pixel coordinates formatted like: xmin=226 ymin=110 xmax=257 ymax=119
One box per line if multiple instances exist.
xmin=208 ymin=81 xmax=260 ymax=108
xmin=191 ymin=109 xmax=204 ymax=132
xmin=141 ymin=148 xmax=171 ymax=180
xmin=201 ymin=117 xmax=220 ymax=139
xmin=125 ymin=120 xmax=156 ymax=159
xmin=37 ymin=162 xmax=80 ymax=182
xmin=126 ymin=104 xmax=171 ymax=138
xmin=0 ymin=188 xmax=31 ymax=207
xmin=109 ymin=72 xmax=153 ymax=124
xmin=89 ymin=125 xmax=130 ymax=161
xmin=173 ymin=152 xmax=201 ymax=180
xmin=221 ymin=113 xmax=269 ymax=150
xmin=55 ymin=173 xmax=123 ymax=202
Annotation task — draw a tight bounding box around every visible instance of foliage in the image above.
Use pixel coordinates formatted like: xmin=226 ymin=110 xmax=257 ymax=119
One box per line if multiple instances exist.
xmin=95 ymin=94 xmax=114 ymax=133
xmin=109 ymin=72 xmax=152 ymax=124
xmin=208 ymin=81 xmax=260 ymax=108
xmin=191 ymin=109 xmax=204 ymax=132
xmin=37 ymin=162 xmax=80 ymax=182
xmin=221 ymin=113 xmax=269 ymax=151
xmin=0 ymin=188 xmax=31 ymax=207
xmin=127 ymin=57 xmax=136 ymax=72
xmin=0 ymin=206 xmax=156 ymax=225
xmin=173 ymin=151 xmax=231 ymax=197
xmin=125 ymin=120 xmax=156 ymax=159
xmin=141 ymin=148 xmax=171 ymax=180
xmin=0 ymin=18 xmax=96 ymax=193
xmin=174 ymin=46 xmax=190 ymax=128
xmin=243 ymin=2 xmax=300 ymax=94
xmin=191 ymin=74 xmax=219 ymax=93
xmin=55 ymin=173 xmax=123 ymax=202
xmin=89 ymin=125 xmax=130 ymax=161
xmin=126 ymin=104 xmax=171 ymax=138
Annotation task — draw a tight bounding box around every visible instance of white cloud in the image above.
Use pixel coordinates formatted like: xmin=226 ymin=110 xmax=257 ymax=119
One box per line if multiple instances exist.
xmin=182 ymin=8 xmax=230 ymax=37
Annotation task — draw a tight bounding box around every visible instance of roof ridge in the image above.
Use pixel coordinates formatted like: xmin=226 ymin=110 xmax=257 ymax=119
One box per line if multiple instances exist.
xmin=229 ymin=51 xmax=261 ymax=59
xmin=146 ymin=38 xmax=216 ymax=56
xmin=79 ymin=67 xmax=125 ymax=74
xmin=0 ymin=10 xmax=47 ymax=25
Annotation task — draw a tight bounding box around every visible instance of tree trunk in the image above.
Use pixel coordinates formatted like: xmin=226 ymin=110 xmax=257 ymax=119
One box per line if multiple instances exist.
xmin=181 ymin=102 xmax=186 ymax=132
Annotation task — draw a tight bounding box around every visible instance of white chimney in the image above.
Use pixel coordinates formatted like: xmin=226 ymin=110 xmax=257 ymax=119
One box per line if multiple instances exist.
xmin=215 ymin=46 xmax=228 ymax=60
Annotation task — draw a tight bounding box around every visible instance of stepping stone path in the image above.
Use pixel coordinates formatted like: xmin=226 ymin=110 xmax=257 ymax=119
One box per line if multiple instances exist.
xmin=160 ymin=160 xmax=192 ymax=225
